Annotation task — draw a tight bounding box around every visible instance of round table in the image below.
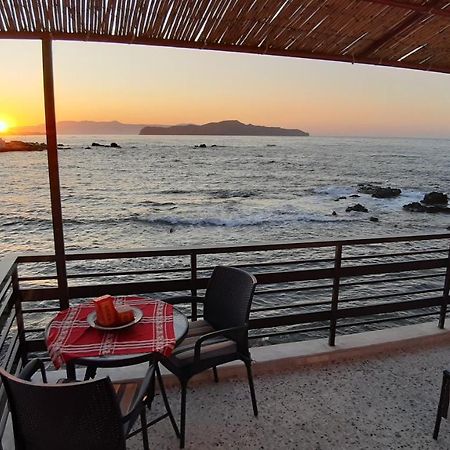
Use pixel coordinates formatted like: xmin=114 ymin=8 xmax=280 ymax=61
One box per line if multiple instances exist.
xmin=46 ymin=302 xmax=189 ymax=380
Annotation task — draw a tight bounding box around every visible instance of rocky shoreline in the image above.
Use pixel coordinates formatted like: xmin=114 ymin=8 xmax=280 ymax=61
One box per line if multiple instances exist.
xmin=333 ymin=182 xmax=450 ymax=223
xmin=0 ymin=139 xmax=46 ymax=152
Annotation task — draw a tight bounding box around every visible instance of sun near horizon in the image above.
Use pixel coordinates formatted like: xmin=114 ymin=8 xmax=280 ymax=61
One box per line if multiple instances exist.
xmin=0 ymin=121 xmax=9 ymax=134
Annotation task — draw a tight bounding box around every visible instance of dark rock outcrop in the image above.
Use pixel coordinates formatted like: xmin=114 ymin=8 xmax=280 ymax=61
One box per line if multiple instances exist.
xmin=422 ymin=192 xmax=448 ymax=205
xmin=0 ymin=140 xmax=46 ymax=152
xmin=369 ymin=217 xmax=379 ymax=222
xmin=403 ymin=202 xmax=450 ymax=214
xmin=346 ymin=204 xmax=368 ymax=213
xmin=91 ymin=142 xmax=122 ymax=148
xmin=357 ymin=183 xmax=401 ymax=198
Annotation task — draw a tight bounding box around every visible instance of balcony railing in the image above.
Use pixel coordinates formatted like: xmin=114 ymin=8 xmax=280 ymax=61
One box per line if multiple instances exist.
xmin=0 ymin=232 xmax=449 ymax=443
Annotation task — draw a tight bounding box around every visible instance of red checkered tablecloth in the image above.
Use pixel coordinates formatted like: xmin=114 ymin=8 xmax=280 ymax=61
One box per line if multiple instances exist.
xmin=46 ymin=296 xmax=176 ymax=369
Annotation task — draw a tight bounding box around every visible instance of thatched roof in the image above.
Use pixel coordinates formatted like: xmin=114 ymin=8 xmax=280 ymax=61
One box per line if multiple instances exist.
xmin=0 ymin=0 xmax=449 ymax=74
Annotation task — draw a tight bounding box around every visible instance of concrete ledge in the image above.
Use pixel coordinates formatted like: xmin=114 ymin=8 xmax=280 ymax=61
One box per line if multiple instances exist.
xmin=45 ymin=321 xmax=450 ymax=387
xmin=162 ymin=320 xmax=450 ymax=387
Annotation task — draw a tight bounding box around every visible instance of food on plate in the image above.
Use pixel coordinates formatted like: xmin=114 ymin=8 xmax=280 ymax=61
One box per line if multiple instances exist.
xmin=115 ymin=305 xmax=135 ymax=325
xmin=94 ymin=295 xmax=118 ymax=327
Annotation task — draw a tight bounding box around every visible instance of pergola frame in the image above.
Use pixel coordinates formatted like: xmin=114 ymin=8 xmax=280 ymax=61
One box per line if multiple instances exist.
xmin=0 ymin=0 xmax=448 ymax=308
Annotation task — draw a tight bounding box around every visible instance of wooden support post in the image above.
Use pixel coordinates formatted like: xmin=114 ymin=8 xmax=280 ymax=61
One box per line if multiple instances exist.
xmin=190 ymin=253 xmax=198 ymax=321
xmin=42 ymin=38 xmax=69 ymax=310
xmin=329 ymin=244 xmax=343 ymax=346
xmin=438 ymin=242 xmax=450 ymax=329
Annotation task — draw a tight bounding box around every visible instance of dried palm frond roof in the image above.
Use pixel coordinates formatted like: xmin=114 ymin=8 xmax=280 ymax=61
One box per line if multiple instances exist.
xmin=0 ymin=0 xmax=449 ymax=74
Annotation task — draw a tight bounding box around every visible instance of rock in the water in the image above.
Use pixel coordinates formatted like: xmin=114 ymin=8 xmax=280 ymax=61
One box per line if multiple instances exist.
xmin=369 ymin=216 xmax=379 ymax=222
xmin=357 ymin=183 xmax=401 ymax=198
xmin=422 ymin=192 xmax=448 ymax=205
xmin=0 ymin=140 xmax=46 ymax=152
xmin=92 ymin=142 xmax=121 ymax=148
xmin=335 ymin=196 xmax=347 ymax=201
xmin=403 ymin=202 xmax=450 ymax=214
xmin=349 ymin=194 xmax=360 ymax=198
xmin=346 ymin=203 xmax=368 ymax=213
xmin=198 ymin=143 xmax=207 ymax=148
xmin=332 ymin=211 xmax=337 ymax=216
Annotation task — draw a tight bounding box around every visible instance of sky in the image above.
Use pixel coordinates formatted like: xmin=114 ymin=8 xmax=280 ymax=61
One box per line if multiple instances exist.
xmin=0 ymin=39 xmax=449 ymax=138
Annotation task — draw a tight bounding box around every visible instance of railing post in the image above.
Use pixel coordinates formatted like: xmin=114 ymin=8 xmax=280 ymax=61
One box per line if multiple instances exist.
xmin=190 ymin=253 xmax=198 ymax=321
xmin=329 ymin=244 xmax=343 ymax=346
xmin=12 ymin=266 xmax=27 ymax=365
xmin=438 ymin=242 xmax=450 ymax=329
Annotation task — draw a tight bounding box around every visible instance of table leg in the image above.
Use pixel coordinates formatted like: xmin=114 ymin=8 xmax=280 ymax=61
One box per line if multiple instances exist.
xmin=66 ymin=361 xmax=76 ymax=380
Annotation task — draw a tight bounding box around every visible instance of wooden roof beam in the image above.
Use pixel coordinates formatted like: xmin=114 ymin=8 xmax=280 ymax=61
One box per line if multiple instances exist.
xmin=357 ymin=0 xmax=443 ymax=57
xmin=360 ymin=0 xmax=450 ymax=18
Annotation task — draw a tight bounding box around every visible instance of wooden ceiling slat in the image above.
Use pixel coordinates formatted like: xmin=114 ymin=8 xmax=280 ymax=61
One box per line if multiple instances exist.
xmin=0 ymin=0 xmax=449 ymax=74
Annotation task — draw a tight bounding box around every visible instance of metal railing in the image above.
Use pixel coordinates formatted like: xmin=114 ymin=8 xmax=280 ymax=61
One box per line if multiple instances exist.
xmin=0 ymin=232 xmax=450 ymax=441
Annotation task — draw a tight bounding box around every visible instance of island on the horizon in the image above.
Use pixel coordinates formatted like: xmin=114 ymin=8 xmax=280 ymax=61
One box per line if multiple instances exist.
xmin=140 ymin=120 xmax=309 ymax=136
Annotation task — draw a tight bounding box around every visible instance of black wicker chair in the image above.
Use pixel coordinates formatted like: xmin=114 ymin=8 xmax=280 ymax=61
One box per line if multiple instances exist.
xmin=0 ymin=358 xmax=179 ymax=450
xmin=434 ymin=369 xmax=450 ymax=439
xmin=162 ymin=265 xmax=258 ymax=448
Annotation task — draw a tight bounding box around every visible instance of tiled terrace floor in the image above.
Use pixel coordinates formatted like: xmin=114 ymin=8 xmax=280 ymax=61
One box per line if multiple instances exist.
xmin=129 ymin=342 xmax=450 ymax=449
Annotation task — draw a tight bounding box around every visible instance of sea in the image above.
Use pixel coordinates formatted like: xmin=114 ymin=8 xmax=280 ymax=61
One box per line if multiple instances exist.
xmin=1 ymin=135 xmax=449 ymax=340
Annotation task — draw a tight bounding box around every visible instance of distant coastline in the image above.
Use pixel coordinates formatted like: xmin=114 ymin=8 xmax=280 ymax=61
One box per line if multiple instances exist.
xmin=8 ymin=119 xmax=309 ymax=137
xmin=140 ymin=120 xmax=309 ymax=136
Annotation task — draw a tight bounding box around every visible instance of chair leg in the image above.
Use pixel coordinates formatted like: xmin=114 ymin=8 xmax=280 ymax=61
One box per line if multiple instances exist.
xmin=212 ymin=366 xmax=219 ymax=383
xmin=140 ymin=408 xmax=150 ymax=450
xmin=434 ymin=371 xmax=450 ymax=439
xmin=156 ymin=364 xmax=180 ymax=438
xmin=443 ymin=379 xmax=450 ymax=419
xmin=83 ymin=366 xmax=97 ymax=381
xmin=180 ymin=381 xmax=188 ymax=449
xmin=244 ymin=360 xmax=258 ymax=417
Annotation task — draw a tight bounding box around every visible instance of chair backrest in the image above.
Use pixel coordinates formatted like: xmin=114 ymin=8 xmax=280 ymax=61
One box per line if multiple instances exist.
xmin=0 ymin=369 xmax=126 ymax=450
xmin=203 ymin=266 xmax=257 ymax=330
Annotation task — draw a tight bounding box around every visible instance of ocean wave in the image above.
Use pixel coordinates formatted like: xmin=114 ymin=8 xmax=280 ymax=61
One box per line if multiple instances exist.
xmin=208 ymin=189 xmax=259 ymax=199
xmin=130 ymin=211 xmax=351 ymax=228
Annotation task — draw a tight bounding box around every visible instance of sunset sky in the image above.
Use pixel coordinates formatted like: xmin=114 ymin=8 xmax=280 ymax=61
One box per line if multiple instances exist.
xmin=0 ymin=39 xmax=449 ymax=138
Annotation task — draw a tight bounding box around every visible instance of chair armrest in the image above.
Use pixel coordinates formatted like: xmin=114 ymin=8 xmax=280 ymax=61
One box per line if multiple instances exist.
xmin=165 ymin=295 xmax=205 ymax=305
xmin=194 ymin=325 xmax=248 ymax=363
xmin=19 ymin=358 xmax=48 ymax=383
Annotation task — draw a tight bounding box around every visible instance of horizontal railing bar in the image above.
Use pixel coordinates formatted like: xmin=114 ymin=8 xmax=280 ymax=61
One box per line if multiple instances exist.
xmin=338 ymin=288 xmax=443 ymax=304
xmin=24 ymin=328 xmax=45 ymax=334
xmin=250 ymin=324 xmax=330 ymax=339
xmin=18 ymin=247 xmax=448 ymax=283
xmin=20 ymin=279 xmax=197 ymax=302
xmin=19 ymin=266 xmax=192 ymax=281
xmin=251 ymin=288 xmax=443 ymax=314
xmin=336 ymin=296 xmax=443 ymax=319
xmin=15 ymin=232 xmax=450 ymax=263
xmin=256 ymin=272 xmax=445 ymax=296
xmin=252 ymin=299 xmax=331 ymax=312
xmin=255 ymin=284 xmax=331 ymax=295
xmin=230 ymin=248 xmax=448 ymax=271
xmin=256 ymin=258 xmax=448 ymax=284
xmin=249 ymin=310 xmax=331 ymax=328
xmin=336 ymin=310 xmax=438 ymax=329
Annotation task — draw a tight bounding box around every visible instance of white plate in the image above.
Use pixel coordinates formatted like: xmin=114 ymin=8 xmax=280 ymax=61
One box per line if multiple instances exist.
xmin=87 ymin=307 xmax=143 ymax=331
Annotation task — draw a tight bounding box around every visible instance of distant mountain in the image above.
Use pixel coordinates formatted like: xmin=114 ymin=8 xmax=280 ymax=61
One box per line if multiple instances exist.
xmin=140 ymin=120 xmax=309 ymax=136
xmin=10 ymin=120 xmax=163 ymax=135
